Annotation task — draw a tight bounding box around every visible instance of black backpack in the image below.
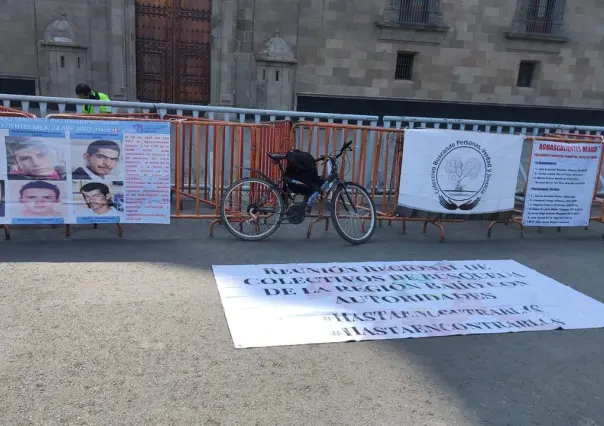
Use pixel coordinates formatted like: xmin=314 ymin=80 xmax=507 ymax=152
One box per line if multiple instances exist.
xmin=284 ymin=149 xmax=324 ymax=193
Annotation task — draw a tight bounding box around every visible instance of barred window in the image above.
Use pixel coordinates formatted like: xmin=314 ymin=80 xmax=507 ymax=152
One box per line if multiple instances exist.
xmin=398 ymin=0 xmax=430 ymax=24
xmin=511 ymin=0 xmax=566 ymax=36
xmin=383 ymin=0 xmax=442 ymax=26
xmin=517 ymin=61 xmax=538 ymax=87
xmin=526 ymin=0 xmax=557 ymax=33
xmin=395 ymin=52 xmax=415 ymax=80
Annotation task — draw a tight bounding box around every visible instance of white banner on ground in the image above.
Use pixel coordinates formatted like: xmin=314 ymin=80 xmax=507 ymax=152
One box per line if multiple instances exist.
xmin=212 ymin=260 xmax=604 ymax=348
xmin=522 ymin=140 xmax=603 ymax=227
xmin=398 ymin=129 xmax=524 ymax=214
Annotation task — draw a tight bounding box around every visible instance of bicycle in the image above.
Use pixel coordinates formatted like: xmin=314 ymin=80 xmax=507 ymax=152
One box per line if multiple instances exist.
xmin=219 ymin=141 xmax=377 ymax=245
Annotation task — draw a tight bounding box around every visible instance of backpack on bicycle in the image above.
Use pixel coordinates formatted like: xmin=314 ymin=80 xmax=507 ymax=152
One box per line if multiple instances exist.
xmin=284 ymin=149 xmax=324 ymax=196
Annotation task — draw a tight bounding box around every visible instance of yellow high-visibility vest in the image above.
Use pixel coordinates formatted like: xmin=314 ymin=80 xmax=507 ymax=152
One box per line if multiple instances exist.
xmin=83 ymin=92 xmax=111 ymax=114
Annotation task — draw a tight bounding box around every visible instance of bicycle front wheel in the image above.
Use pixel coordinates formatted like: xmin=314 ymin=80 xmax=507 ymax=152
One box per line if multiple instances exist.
xmin=330 ymin=182 xmax=377 ymax=245
xmin=220 ymin=177 xmax=285 ymax=241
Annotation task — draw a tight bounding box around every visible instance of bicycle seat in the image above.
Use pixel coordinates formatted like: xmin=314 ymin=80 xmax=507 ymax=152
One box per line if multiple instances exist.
xmin=267 ymin=152 xmax=288 ymax=161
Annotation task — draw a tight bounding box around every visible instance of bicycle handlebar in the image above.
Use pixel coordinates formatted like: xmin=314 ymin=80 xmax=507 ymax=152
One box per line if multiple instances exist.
xmin=316 ymin=140 xmax=353 ymax=164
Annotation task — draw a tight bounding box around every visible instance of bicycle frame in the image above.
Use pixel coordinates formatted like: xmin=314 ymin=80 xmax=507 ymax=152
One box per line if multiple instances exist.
xmin=242 ymin=156 xmax=345 ymax=205
xmin=239 ymin=140 xmax=357 ymax=216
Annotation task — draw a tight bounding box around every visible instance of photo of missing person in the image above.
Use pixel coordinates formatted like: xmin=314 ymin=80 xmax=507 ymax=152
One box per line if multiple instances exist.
xmin=71 ymin=139 xmax=123 ymax=181
xmin=7 ymin=180 xmax=68 ymax=219
xmin=73 ymin=180 xmax=124 ymax=217
xmin=5 ymin=136 xmax=68 ymax=181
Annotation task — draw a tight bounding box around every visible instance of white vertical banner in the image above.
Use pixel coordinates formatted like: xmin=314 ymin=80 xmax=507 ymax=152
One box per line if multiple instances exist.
xmin=398 ymin=129 xmax=524 ymax=214
xmin=523 ymin=140 xmax=603 ymax=227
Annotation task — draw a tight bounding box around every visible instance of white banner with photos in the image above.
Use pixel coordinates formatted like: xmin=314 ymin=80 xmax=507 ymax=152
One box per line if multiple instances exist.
xmin=0 ymin=118 xmax=171 ymax=225
xmin=213 ymin=260 xmax=604 ymax=348
xmin=398 ymin=129 xmax=524 ymax=214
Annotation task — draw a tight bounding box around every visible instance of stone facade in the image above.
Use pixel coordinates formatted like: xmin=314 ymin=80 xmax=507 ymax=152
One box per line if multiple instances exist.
xmin=219 ymin=0 xmax=604 ymax=110
xmin=0 ymin=0 xmax=136 ymax=100
xmin=1 ymin=0 xmax=603 ymax=111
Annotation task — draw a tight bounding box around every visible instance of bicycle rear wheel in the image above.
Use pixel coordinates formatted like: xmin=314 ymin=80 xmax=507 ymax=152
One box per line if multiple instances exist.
xmin=329 ymin=182 xmax=377 ymax=245
xmin=220 ymin=177 xmax=284 ymax=241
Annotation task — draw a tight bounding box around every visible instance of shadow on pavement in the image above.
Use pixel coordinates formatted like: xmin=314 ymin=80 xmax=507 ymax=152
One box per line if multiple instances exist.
xmin=1 ymin=220 xmax=604 ymax=425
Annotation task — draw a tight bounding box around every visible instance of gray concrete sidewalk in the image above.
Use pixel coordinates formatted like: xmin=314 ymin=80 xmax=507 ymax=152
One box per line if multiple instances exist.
xmin=1 ymin=220 xmax=603 ymax=426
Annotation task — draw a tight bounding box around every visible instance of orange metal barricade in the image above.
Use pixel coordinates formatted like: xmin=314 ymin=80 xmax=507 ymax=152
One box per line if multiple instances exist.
xmin=173 ymin=118 xmax=258 ymax=220
xmin=289 ymin=121 xmax=410 ymax=238
xmin=171 ymin=119 xmax=292 ymax=230
xmin=40 ymin=114 xmax=292 ymax=231
xmin=291 ymin=121 xmax=403 ymax=210
xmin=6 ymin=111 xmax=604 ymax=243
xmin=257 ymin=120 xmax=294 ymax=182
xmin=488 ymin=136 xmax=604 ymax=238
xmin=544 ymin=132 xmax=603 ymax=141
xmin=290 ymin=122 xmax=526 ymax=242
xmin=0 ymin=105 xmax=36 ymax=118
xmin=291 ymin=121 xmax=474 ymax=241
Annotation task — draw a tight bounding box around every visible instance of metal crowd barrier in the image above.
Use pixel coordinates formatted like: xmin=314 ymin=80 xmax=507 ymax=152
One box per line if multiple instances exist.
xmin=291 ymin=121 xmax=604 ymax=242
xmin=24 ymin=113 xmax=293 ymax=233
xmin=171 ymin=118 xmax=290 ymax=222
xmin=288 ymin=121 xmax=405 ymax=237
xmin=2 ymin=94 xmax=604 ymax=242
xmin=0 ymin=105 xmax=36 ymax=118
xmin=288 ymin=121 xmax=503 ymax=242
xmin=0 ymin=93 xmax=379 ymax=125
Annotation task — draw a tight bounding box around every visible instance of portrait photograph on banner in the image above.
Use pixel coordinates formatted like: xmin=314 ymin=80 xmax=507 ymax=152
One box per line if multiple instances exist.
xmin=5 ymin=135 xmax=69 ymax=181
xmin=398 ymin=129 xmax=524 ymax=220
xmin=5 ymin=180 xmax=70 ymax=224
xmin=70 ymin=138 xmax=124 ymax=182
xmin=72 ymin=180 xmax=125 ymax=224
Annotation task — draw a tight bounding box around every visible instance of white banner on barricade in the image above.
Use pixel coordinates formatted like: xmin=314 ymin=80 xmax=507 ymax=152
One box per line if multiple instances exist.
xmin=398 ymin=129 xmax=523 ymax=214
xmin=213 ymin=260 xmax=604 ymax=348
xmin=522 ymin=140 xmax=603 ymax=227
xmin=0 ymin=118 xmax=170 ymax=225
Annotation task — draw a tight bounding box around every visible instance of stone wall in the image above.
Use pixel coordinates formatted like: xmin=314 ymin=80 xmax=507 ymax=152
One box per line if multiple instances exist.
xmin=3 ymin=0 xmax=602 ymax=110
xmin=0 ymin=0 xmax=135 ymax=100
xmin=224 ymin=0 xmax=604 ymax=109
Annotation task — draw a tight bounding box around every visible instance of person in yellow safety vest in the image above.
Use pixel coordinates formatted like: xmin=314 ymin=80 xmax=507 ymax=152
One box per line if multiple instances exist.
xmin=75 ymin=84 xmax=111 ymax=114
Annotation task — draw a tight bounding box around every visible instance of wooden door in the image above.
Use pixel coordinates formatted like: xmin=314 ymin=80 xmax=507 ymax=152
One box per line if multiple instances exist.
xmin=135 ymin=0 xmax=212 ymax=104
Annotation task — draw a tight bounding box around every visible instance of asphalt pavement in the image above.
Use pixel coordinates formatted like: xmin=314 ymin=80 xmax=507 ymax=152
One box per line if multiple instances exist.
xmin=1 ymin=219 xmax=603 ymax=426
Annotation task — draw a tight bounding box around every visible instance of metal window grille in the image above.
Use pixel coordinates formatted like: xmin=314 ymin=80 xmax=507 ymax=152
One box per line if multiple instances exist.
xmin=517 ymin=61 xmax=537 ymax=87
xmin=511 ymin=0 xmax=566 ymax=36
xmin=526 ymin=0 xmax=556 ymax=33
xmin=383 ymin=0 xmax=442 ymax=26
xmin=398 ymin=0 xmax=430 ymax=24
xmin=395 ymin=53 xmax=415 ymax=80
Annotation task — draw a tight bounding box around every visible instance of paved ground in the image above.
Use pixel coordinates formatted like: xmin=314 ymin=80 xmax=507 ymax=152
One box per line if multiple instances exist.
xmin=1 ymin=219 xmax=604 ymax=426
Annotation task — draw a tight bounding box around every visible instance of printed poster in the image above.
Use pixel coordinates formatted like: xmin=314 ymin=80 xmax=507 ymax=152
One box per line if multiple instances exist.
xmin=0 ymin=118 xmax=170 ymax=225
xmin=522 ymin=140 xmax=603 ymax=227
xmin=398 ymin=129 xmax=524 ymax=214
xmin=212 ymin=260 xmax=604 ymax=348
